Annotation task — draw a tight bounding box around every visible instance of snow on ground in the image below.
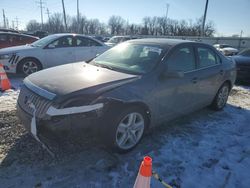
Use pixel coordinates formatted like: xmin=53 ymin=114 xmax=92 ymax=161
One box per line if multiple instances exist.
xmin=0 ymin=77 xmax=250 ymax=188
xmin=0 ymin=76 xmax=22 ymax=111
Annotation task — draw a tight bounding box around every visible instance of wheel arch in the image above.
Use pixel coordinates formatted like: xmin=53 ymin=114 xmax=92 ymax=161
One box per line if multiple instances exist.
xmin=104 ymin=98 xmax=152 ymax=129
xmin=213 ymin=79 xmax=232 ymax=101
xmin=222 ymin=80 xmax=233 ymax=90
xmin=16 ymin=57 xmax=43 ymax=73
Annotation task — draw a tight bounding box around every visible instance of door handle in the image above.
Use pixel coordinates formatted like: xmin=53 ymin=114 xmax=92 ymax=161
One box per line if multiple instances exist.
xmin=192 ymin=77 xmax=198 ymax=84
xmin=219 ymin=70 xmax=224 ymax=75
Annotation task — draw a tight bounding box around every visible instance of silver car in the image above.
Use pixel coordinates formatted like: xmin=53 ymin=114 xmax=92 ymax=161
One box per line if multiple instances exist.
xmin=17 ymin=39 xmax=236 ymax=153
xmin=0 ymin=33 xmax=109 ymax=75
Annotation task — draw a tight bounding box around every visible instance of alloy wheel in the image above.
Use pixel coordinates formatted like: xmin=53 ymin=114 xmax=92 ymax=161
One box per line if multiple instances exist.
xmin=22 ymin=61 xmax=39 ymax=75
xmin=217 ymin=85 xmax=229 ymax=109
xmin=115 ymin=112 xmax=145 ymax=150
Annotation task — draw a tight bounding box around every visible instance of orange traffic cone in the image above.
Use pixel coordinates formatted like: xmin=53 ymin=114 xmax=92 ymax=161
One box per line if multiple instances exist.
xmin=0 ymin=64 xmax=11 ymax=91
xmin=133 ymin=156 xmax=152 ymax=188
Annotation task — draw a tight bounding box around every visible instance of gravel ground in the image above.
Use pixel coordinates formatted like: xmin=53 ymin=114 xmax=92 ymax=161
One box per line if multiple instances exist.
xmin=0 ymin=79 xmax=250 ymax=188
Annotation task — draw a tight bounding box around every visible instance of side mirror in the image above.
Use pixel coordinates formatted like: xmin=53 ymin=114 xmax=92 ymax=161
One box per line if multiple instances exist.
xmin=47 ymin=44 xmax=55 ymax=49
xmin=161 ymin=70 xmax=184 ymax=79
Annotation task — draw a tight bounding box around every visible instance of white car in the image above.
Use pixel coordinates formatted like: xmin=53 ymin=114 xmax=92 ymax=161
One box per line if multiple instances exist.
xmin=213 ymin=44 xmax=239 ymax=56
xmin=0 ymin=33 xmax=109 ymax=75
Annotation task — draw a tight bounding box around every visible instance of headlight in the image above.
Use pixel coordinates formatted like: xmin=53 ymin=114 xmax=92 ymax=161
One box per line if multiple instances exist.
xmin=0 ymin=54 xmax=11 ymax=60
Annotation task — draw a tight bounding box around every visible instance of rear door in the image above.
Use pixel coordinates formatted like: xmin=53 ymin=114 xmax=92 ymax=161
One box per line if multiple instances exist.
xmin=194 ymin=44 xmax=223 ymax=106
xmin=74 ymin=36 xmax=106 ymax=62
xmin=156 ymin=44 xmax=200 ymax=122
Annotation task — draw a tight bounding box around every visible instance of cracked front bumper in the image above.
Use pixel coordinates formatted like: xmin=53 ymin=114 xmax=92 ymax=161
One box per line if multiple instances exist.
xmin=17 ymin=102 xmax=102 ymax=137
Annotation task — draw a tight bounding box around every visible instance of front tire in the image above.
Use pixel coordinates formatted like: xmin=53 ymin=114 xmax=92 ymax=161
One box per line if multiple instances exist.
xmin=102 ymin=106 xmax=147 ymax=153
xmin=211 ymin=82 xmax=230 ymax=110
xmin=18 ymin=58 xmax=42 ymax=76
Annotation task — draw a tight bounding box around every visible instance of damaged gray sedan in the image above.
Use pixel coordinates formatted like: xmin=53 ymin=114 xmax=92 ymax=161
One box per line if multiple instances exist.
xmin=17 ymin=39 xmax=236 ymax=152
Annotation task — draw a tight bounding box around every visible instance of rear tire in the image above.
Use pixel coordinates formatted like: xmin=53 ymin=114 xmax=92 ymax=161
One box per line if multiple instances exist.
xmin=100 ymin=106 xmax=147 ymax=153
xmin=17 ymin=58 xmax=42 ymax=76
xmin=210 ymin=82 xmax=230 ymax=110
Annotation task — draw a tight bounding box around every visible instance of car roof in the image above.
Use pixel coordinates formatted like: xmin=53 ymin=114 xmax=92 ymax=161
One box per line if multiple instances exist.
xmin=127 ymin=38 xmax=196 ymax=48
xmin=50 ymin=33 xmax=103 ymax=39
xmin=0 ymin=28 xmax=19 ymax=33
xmin=0 ymin=31 xmax=39 ymax=38
xmin=48 ymin=33 xmax=105 ymax=45
xmin=51 ymin=33 xmax=91 ymax=37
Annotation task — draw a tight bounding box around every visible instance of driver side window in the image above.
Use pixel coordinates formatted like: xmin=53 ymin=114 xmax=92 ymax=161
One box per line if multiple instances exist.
xmin=167 ymin=46 xmax=196 ymax=72
xmin=50 ymin=36 xmax=74 ymax=48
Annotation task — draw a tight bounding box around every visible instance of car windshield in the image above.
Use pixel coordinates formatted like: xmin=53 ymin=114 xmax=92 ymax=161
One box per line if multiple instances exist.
xmin=31 ymin=35 xmax=58 ymax=47
xmin=238 ymin=49 xmax=250 ymax=57
xmin=90 ymin=43 xmax=164 ymax=74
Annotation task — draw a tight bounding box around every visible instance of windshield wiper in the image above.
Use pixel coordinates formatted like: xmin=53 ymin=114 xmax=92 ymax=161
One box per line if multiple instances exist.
xmin=93 ymin=62 xmax=113 ymax=70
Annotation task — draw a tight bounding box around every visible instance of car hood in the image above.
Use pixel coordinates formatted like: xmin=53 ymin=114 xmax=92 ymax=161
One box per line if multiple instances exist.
xmin=232 ymin=55 xmax=250 ymax=65
xmin=24 ymin=62 xmax=139 ymax=101
xmin=0 ymin=44 xmax=36 ymax=54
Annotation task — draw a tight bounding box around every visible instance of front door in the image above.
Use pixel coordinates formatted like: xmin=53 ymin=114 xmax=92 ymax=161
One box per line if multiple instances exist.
xmin=43 ymin=36 xmax=75 ymax=68
xmin=155 ymin=45 xmax=199 ymax=122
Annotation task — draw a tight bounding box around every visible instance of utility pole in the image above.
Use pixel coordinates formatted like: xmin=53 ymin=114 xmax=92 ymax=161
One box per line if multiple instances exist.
xmin=2 ymin=9 xmax=6 ymax=28
xmin=36 ymin=0 xmax=45 ymax=30
xmin=12 ymin=20 xmax=15 ymax=29
xmin=15 ymin=17 xmax=19 ymax=30
xmin=77 ymin=0 xmax=80 ymax=33
xmin=6 ymin=18 xmax=9 ymax=28
xmin=238 ymin=30 xmax=244 ymax=50
xmin=62 ymin=0 xmax=68 ymax=31
xmin=46 ymin=8 xmax=51 ymax=32
xmin=46 ymin=8 xmax=50 ymax=20
xmin=201 ymin=0 xmax=209 ymax=37
xmin=166 ymin=3 xmax=170 ymax=19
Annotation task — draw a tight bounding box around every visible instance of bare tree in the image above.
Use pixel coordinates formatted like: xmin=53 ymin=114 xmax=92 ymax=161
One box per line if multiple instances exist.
xmin=108 ymin=15 xmax=125 ymax=35
xmin=26 ymin=20 xmax=41 ymax=31
xmin=49 ymin=13 xmax=64 ymax=33
xmin=26 ymin=13 xmax=215 ymax=37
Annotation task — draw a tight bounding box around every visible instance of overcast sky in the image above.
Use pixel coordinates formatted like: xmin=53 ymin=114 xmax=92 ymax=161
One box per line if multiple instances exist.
xmin=1 ymin=0 xmax=250 ymax=36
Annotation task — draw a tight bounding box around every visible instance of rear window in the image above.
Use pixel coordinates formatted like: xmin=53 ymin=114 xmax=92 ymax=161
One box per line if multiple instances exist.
xmin=198 ymin=47 xmax=219 ymax=68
